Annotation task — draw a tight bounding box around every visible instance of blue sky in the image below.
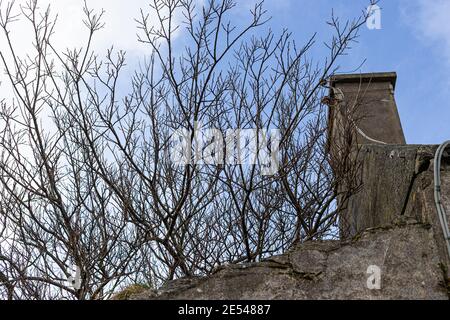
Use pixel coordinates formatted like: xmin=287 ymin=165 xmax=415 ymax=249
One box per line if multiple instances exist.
xmin=1 ymin=0 xmax=449 ymax=144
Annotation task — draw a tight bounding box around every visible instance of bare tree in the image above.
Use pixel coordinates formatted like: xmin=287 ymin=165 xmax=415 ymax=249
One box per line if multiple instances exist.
xmin=0 ymin=0 xmax=373 ymax=299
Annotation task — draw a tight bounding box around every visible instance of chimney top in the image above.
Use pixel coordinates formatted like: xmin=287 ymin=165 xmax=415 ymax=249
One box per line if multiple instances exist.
xmin=327 ymin=71 xmax=406 ymax=147
xmin=330 ymin=72 xmax=397 ymax=90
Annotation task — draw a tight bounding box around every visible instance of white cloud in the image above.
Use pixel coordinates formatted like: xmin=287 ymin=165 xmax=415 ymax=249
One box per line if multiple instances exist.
xmin=0 ymin=0 xmax=271 ymax=103
xmin=0 ymin=0 xmax=157 ymax=56
xmin=0 ymin=0 xmax=188 ymax=108
xmin=402 ymin=0 xmax=450 ymax=64
xmin=0 ymin=0 xmax=183 ymax=146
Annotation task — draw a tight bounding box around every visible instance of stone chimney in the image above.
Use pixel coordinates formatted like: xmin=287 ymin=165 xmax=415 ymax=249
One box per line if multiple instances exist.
xmin=327 ymin=72 xmax=406 ymax=148
xmin=326 ymin=72 xmax=409 ymax=238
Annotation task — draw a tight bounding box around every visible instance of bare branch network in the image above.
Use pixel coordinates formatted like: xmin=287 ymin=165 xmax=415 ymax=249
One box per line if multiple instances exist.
xmin=0 ymin=0 xmax=374 ymax=299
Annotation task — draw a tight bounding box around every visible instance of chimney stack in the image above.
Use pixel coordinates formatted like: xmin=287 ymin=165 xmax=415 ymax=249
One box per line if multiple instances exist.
xmin=326 ymin=72 xmax=407 ymax=239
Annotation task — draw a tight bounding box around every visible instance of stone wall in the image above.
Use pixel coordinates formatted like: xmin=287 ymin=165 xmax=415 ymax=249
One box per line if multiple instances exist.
xmin=340 ymin=144 xmax=450 ymax=238
xmin=128 ymin=221 xmax=449 ymax=300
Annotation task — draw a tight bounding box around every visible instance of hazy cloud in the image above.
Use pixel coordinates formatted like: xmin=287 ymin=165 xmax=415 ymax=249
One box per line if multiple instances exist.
xmin=0 ymin=0 xmax=163 ymax=57
xmin=402 ymin=0 xmax=450 ymax=64
xmin=0 ymin=0 xmax=188 ymax=103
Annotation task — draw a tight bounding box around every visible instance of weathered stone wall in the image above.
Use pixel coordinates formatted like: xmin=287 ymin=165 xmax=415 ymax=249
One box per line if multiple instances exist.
xmin=340 ymin=144 xmax=450 ymax=240
xmin=128 ymin=221 xmax=449 ymax=300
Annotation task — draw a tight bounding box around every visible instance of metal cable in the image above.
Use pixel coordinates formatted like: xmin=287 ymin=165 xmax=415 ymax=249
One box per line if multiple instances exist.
xmin=434 ymin=141 xmax=450 ymax=259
